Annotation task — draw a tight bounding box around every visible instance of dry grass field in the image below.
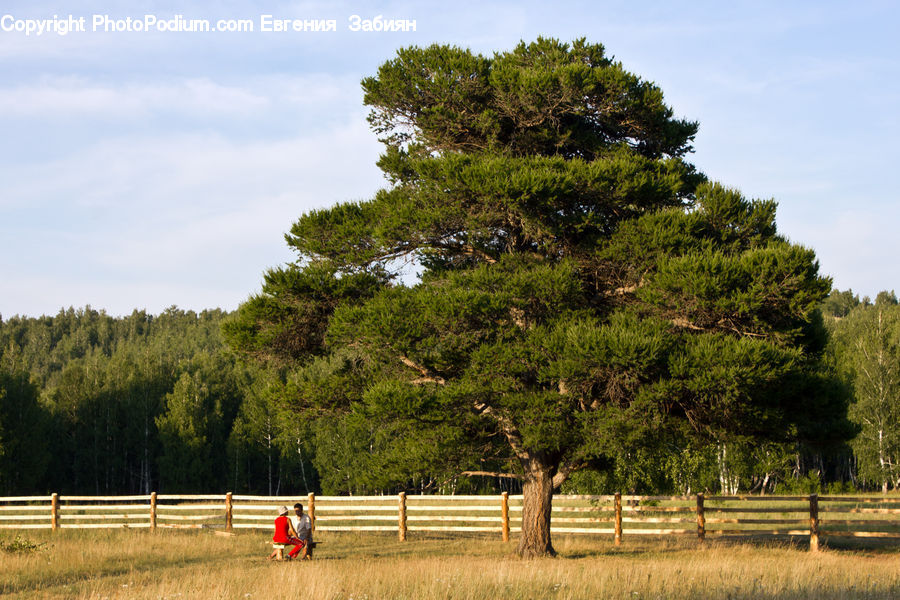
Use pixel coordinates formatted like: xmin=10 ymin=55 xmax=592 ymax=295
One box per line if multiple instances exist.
xmin=2 ymin=530 xmax=900 ymax=599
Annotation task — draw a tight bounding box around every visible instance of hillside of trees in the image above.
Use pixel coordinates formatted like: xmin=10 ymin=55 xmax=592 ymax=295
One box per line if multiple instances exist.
xmin=0 ymin=307 xmax=315 ymax=496
xmin=0 ymin=288 xmax=896 ymax=498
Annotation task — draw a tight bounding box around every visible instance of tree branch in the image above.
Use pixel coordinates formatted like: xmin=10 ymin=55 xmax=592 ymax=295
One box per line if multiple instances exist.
xmin=603 ymin=283 xmax=641 ymax=297
xmin=671 ymin=317 xmax=706 ymax=331
xmin=429 ymin=239 xmax=498 ymax=264
xmin=671 ymin=316 xmax=767 ymax=338
xmin=552 ymin=459 xmax=587 ymax=489
xmin=399 ymin=355 xmax=446 ymax=385
xmin=461 ymin=470 xmax=523 ymax=480
xmin=473 ymin=401 xmax=529 ymax=460
xmin=716 ymin=318 xmax=768 ymax=338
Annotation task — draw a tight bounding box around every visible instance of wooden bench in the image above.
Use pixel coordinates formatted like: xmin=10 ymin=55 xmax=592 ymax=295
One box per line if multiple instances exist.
xmin=269 ymin=541 xmax=318 ymax=561
xmin=270 ymin=543 xmax=287 ymax=560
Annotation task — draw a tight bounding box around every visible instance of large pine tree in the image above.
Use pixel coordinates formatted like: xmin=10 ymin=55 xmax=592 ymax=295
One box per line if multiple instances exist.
xmin=226 ymin=38 xmax=842 ymax=556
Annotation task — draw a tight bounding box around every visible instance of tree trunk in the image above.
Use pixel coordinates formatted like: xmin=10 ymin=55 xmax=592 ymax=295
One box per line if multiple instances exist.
xmin=717 ymin=443 xmax=739 ymax=495
xmin=517 ymin=457 xmax=556 ymax=558
xmin=266 ymin=433 xmax=273 ymax=496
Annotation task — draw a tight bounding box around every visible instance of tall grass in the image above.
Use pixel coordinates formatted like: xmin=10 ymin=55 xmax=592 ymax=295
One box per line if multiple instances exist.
xmin=2 ymin=530 xmax=899 ymax=599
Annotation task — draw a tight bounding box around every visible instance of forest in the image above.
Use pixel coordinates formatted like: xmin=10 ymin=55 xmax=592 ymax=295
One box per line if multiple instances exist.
xmin=0 ymin=289 xmax=897 ymax=497
xmin=0 ymin=306 xmax=314 ymax=496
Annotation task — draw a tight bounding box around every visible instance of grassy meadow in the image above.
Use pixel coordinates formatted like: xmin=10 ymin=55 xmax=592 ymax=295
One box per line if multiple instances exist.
xmin=2 ymin=530 xmax=900 ymax=599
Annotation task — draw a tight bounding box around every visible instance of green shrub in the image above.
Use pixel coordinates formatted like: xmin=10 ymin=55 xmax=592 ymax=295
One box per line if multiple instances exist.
xmin=774 ymin=472 xmax=822 ymax=495
xmin=826 ymin=480 xmax=858 ymax=495
xmin=0 ymin=535 xmax=47 ymax=554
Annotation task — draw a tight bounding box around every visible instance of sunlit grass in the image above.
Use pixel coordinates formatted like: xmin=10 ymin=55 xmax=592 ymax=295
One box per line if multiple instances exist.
xmin=2 ymin=530 xmax=900 ymax=599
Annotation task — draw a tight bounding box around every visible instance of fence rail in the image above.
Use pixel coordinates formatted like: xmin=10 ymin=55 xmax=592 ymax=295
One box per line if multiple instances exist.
xmin=2 ymin=492 xmax=899 ymax=551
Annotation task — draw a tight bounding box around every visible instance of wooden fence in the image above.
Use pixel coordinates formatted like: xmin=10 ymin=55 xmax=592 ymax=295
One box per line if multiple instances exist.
xmin=2 ymin=492 xmax=899 ymax=551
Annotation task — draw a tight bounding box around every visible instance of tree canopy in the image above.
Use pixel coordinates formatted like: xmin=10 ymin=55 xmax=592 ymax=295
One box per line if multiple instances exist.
xmin=226 ymin=38 xmax=847 ymax=557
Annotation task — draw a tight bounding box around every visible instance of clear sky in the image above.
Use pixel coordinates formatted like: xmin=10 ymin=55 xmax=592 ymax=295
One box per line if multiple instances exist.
xmin=2 ymin=0 xmax=898 ymax=318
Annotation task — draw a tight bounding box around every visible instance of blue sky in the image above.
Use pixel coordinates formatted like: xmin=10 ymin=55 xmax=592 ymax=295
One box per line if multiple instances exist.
xmin=1 ymin=0 xmax=898 ymax=317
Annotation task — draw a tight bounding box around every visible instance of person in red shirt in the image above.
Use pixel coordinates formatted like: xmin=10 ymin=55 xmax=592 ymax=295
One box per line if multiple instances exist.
xmin=268 ymin=505 xmax=305 ymax=560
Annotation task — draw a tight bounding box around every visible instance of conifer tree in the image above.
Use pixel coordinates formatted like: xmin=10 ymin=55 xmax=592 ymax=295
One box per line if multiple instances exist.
xmin=226 ymin=38 xmax=844 ymax=556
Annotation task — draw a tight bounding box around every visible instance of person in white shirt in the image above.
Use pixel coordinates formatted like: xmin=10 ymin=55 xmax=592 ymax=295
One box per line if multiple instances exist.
xmin=290 ymin=502 xmax=313 ymax=558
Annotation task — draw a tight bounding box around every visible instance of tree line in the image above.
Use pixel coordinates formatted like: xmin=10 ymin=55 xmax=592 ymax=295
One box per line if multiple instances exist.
xmin=0 ymin=306 xmax=316 ymax=496
xmin=1 ymin=291 xmax=890 ymax=499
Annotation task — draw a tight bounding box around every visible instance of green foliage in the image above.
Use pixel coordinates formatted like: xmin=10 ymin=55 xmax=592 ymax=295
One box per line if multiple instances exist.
xmin=0 ymin=306 xmax=320 ymax=495
xmin=561 ymin=440 xmax=797 ymax=496
xmin=828 ymin=301 xmax=900 ymax=490
xmin=228 ymin=368 xmax=320 ymax=495
xmin=822 ymin=289 xmax=861 ymax=318
xmin=0 ymin=535 xmax=47 ymax=554
xmin=640 ymin=242 xmax=828 ymax=342
xmin=875 ymin=290 xmax=898 ymax=306
xmin=222 ymin=264 xmax=387 ymax=363
xmin=826 ymin=479 xmax=858 ymax=494
xmin=362 ymin=37 xmax=698 ymax=159
xmin=0 ymin=366 xmax=51 ymax=495
xmin=775 ymin=472 xmax=823 ymax=495
xmin=155 ymin=352 xmax=245 ymax=492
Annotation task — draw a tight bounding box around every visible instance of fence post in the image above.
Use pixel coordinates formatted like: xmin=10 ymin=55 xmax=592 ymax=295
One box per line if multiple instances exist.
xmin=225 ymin=492 xmax=233 ymax=532
xmin=150 ymin=492 xmax=157 ymax=531
xmin=501 ymin=492 xmax=510 ymax=542
xmin=614 ymin=492 xmax=622 ymax=546
xmin=308 ymin=492 xmax=316 ymax=535
xmin=696 ymin=492 xmax=705 ymax=543
xmin=809 ymin=493 xmax=820 ymax=552
xmin=398 ymin=492 xmax=407 ymax=541
xmin=51 ymin=493 xmax=59 ymax=531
